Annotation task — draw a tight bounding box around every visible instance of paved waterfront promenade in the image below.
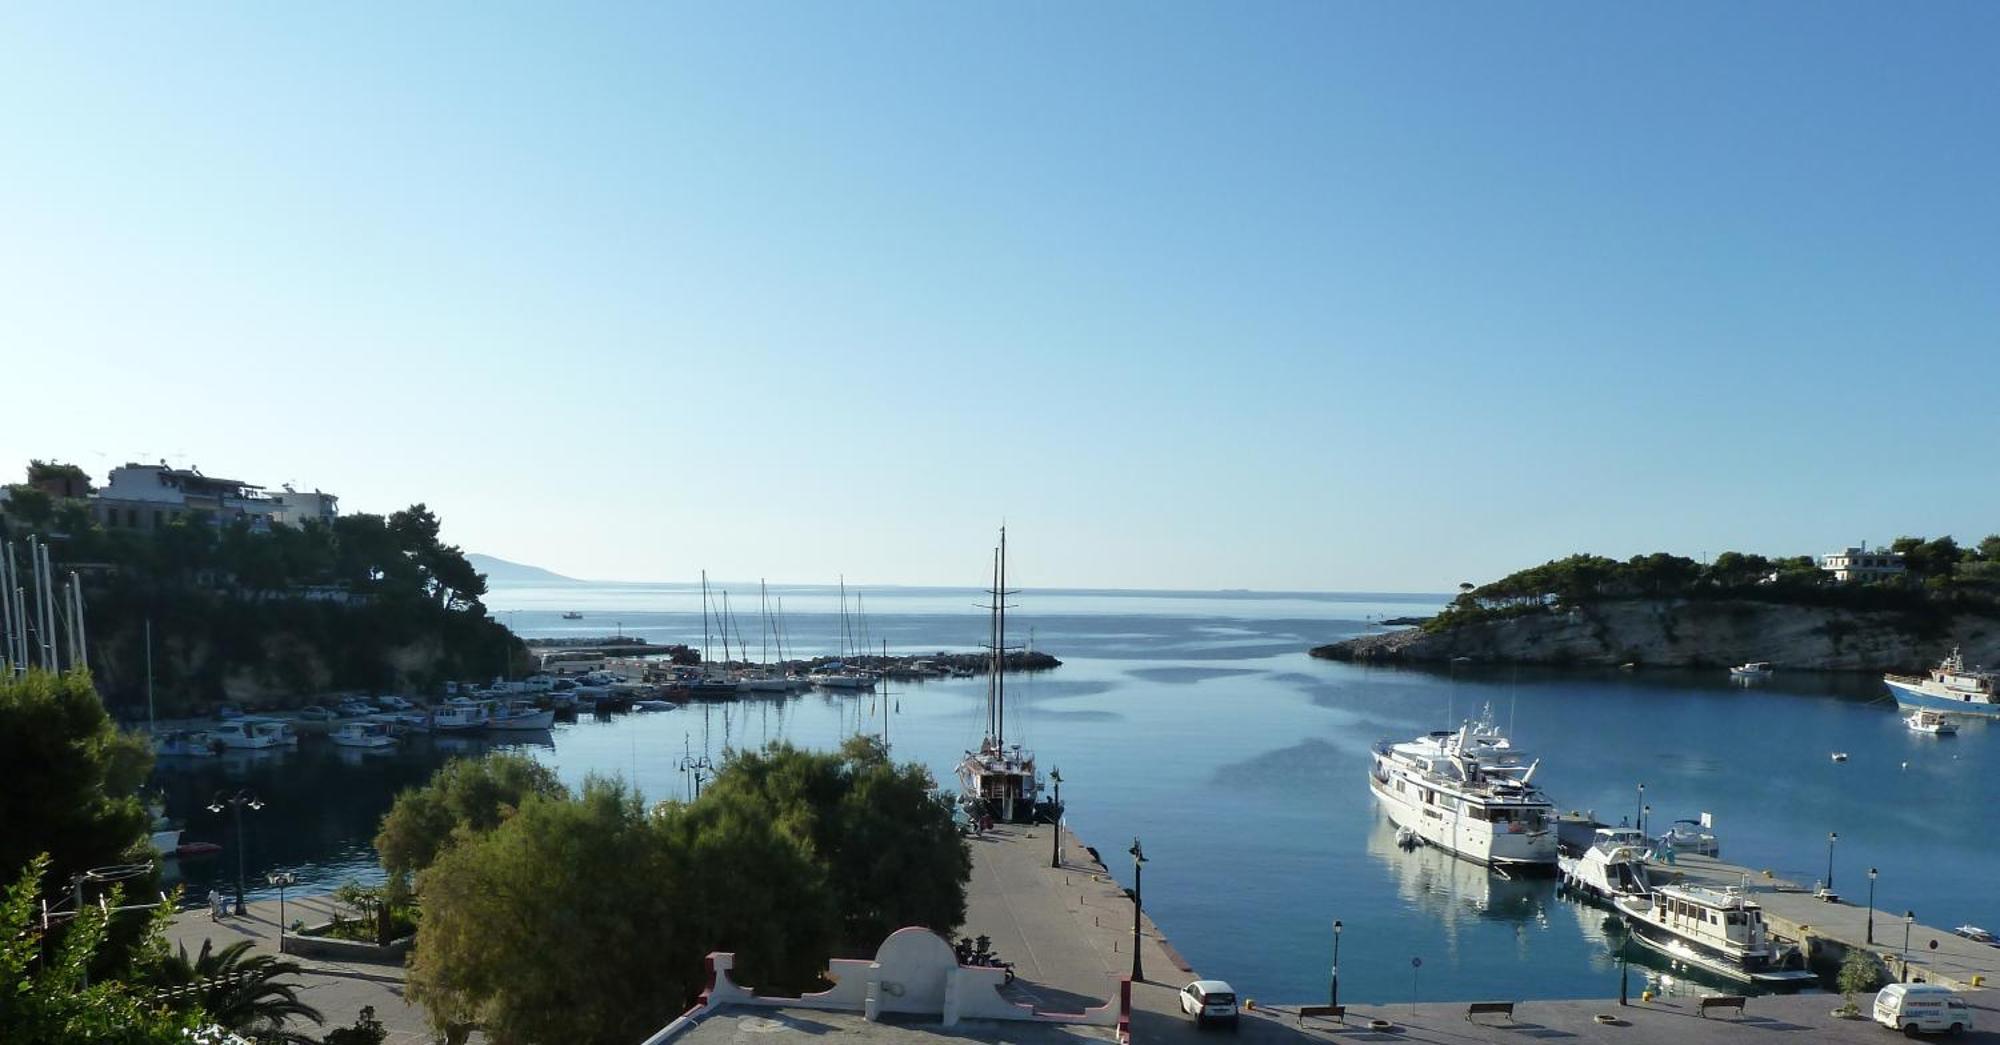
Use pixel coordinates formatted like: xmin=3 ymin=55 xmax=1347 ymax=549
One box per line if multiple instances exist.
xmin=961 ymin=823 xmax=1998 ymax=1043
xmin=163 ymin=893 xmax=457 ymax=1044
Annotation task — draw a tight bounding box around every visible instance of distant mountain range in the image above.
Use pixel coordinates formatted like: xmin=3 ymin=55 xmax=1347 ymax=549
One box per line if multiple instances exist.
xmin=467 ymin=553 xmax=581 ymax=584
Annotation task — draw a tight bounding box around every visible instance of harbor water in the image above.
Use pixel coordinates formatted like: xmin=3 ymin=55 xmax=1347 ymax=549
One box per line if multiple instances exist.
xmin=148 ymin=584 xmax=2000 ymax=1005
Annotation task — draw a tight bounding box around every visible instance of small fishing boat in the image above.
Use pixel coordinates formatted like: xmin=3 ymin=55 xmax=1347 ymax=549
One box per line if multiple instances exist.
xmin=1953 ymin=926 xmax=1998 ymax=946
xmin=329 ymin=721 xmax=398 ymax=750
xmin=1729 ymin=661 xmax=1774 ymax=679
xmin=1830 ymin=752 xmax=1849 ymax=763
xmin=1905 ymin=709 xmax=1958 ymax=735
xmin=562 ymin=611 xmax=583 ymax=620
xmin=487 ymin=700 xmax=556 ymax=731
xmin=433 ymin=699 xmax=488 ymax=732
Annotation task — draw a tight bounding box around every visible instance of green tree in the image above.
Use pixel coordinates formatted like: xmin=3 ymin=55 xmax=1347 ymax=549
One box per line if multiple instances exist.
xmin=150 ymin=939 xmax=324 ymax=1043
xmin=1837 ymin=946 xmax=1886 ymax=1015
xmin=375 ymin=753 xmax=567 ymax=879
xmin=320 ymin=1006 xmax=386 ymax=1045
xmin=0 ymin=855 xmax=201 ymax=1045
xmin=0 ymin=671 xmax=153 ymax=893
xmin=4 ymin=485 xmax=55 ymax=526
xmin=1978 ymin=534 xmax=2000 ymax=563
xmin=407 ymin=780 xmax=697 ymax=1045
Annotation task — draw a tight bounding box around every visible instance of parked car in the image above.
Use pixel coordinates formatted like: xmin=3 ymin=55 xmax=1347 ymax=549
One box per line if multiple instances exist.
xmin=1874 ymin=983 xmax=1973 ymax=1036
xmin=1179 ymin=980 xmax=1238 ymax=1028
xmin=296 ymin=706 xmax=335 ymax=722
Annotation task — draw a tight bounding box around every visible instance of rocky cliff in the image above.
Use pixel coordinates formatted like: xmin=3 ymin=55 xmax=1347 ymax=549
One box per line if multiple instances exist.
xmin=1310 ymin=599 xmax=2000 ymax=672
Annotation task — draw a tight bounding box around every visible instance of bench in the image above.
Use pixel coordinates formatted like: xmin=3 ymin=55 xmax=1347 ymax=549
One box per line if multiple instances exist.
xmin=1297 ymin=1005 xmax=1346 ymax=1025
xmin=1466 ymin=1001 xmax=1515 ymax=1023
xmin=1698 ymin=995 xmax=1747 ymax=1018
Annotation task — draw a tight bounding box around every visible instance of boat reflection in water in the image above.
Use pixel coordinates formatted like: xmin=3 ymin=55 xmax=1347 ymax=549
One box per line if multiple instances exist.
xmin=1364 ymin=813 xmax=1551 ymax=934
xmin=430 ymin=729 xmax=556 ymax=755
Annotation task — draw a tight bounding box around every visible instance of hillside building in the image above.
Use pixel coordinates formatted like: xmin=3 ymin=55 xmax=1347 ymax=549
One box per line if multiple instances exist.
xmin=1819 ymin=544 xmax=1906 ymax=583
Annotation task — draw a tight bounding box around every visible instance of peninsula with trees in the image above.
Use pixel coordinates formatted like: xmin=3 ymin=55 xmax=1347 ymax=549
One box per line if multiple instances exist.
xmin=1313 ymin=537 xmax=2000 ymax=671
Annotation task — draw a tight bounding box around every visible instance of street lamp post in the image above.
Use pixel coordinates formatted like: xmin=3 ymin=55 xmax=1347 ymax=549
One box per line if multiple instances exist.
xmin=1128 ymin=838 xmax=1147 ymax=982
xmin=267 ymin=872 xmax=296 ymax=938
xmin=1635 ymin=783 xmax=1645 ymax=832
xmin=207 ymin=790 xmax=264 ymax=916
xmin=1049 ymin=769 xmax=1064 ymax=868
xmin=1826 ymin=832 xmax=1838 ymax=893
xmin=1330 ymin=920 xmax=1343 ymax=1007
xmin=1642 ymin=805 xmax=1651 ymax=839
xmin=1902 ymin=911 xmax=1915 ymax=981
xmin=1867 ymin=868 xmax=1879 ymax=944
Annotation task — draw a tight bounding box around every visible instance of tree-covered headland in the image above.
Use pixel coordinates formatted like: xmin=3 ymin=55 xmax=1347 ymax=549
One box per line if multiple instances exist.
xmin=2 ymin=462 xmax=528 ymax=716
xmin=1431 ymin=535 xmax=2000 ymax=634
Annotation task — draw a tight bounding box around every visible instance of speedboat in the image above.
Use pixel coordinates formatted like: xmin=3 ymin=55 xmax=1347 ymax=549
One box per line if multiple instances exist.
xmin=487 ymin=700 xmax=556 ymax=731
xmin=1617 ymin=883 xmax=1815 ymax=984
xmin=1657 ymin=816 xmax=1720 ymax=857
xmin=1368 ymin=722 xmax=1557 ymax=870
xmin=1954 ymin=926 xmax=1998 ymax=946
xmin=329 ymin=721 xmax=398 ymax=750
xmin=1729 ymin=662 xmax=1773 ymax=679
xmin=1559 ymin=827 xmax=1653 ymax=902
xmin=240 ymin=717 xmax=299 ymax=747
xmin=1905 ymin=709 xmax=1958 ymax=735
xmin=210 ymin=720 xmax=286 ymax=750
xmin=154 ymin=729 xmax=222 ymax=757
xmin=1885 ymin=648 xmax=2000 ymax=717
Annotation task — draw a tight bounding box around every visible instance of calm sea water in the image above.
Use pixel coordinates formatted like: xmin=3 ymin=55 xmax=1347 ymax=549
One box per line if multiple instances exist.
xmin=149 ymin=583 xmax=1998 ymax=1005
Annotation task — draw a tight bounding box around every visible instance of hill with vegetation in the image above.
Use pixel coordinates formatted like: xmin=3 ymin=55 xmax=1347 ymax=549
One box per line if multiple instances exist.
xmin=1313 ymin=536 xmax=2000 ymax=671
xmin=464 ymin=552 xmax=580 ymax=584
xmin=3 ymin=473 xmax=527 ymax=714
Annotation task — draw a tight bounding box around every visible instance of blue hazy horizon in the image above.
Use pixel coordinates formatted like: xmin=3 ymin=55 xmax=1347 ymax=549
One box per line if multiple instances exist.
xmin=4 ymin=4 xmax=1996 ymax=590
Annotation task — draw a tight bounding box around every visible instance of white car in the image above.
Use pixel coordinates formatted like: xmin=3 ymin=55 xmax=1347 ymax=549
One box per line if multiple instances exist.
xmin=1179 ymin=980 xmax=1238 ymax=1028
xmin=1874 ymin=983 xmax=1973 ymax=1036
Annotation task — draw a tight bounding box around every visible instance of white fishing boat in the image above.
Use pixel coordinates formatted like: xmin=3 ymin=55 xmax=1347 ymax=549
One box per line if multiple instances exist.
xmin=154 ymin=729 xmax=222 ymax=757
xmin=1558 ymin=827 xmax=1653 ymax=903
xmin=1657 ymin=815 xmax=1721 ymax=857
xmin=1905 ymin=709 xmax=1959 ymax=735
xmin=1729 ymin=661 xmax=1774 ymax=679
xmin=210 ymin=720 xmax=286 ymax=750
xmin=956 ymin=529 xmax=1044 ymax=824
xmin=487 ymin=700 xmax=555 ymax=730
xmin=1617 ymin=883 xmax=1814 ymax=984
xmin=809 ymin=667 xmax=877 ymax=690
xmin=330 ymin=720 xmax=399 ymax=750
xmin=433 ymin=699 xmax=488 ymax=732
xmin=1885 ymin=648 xmax=2000 ymax=716
xmin=1368 ymin=722 xmax=1556 ymax=870
xmin=241 ymin=717 xmax=299 ymax=747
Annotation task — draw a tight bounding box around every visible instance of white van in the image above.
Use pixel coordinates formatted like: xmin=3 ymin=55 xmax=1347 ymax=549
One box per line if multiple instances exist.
xmin=1874 ymin=983 xmax=1973 ymax=1035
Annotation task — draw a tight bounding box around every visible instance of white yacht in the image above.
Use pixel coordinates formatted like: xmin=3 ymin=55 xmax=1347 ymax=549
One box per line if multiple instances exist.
xmin=1905 ymin=708 xmax=1959 ymax=735
xmin=956 ymin=529 xmax=1043 ymax=824
xmin=1457 ymin=703 xmax=1534 ymax=780
xmin=487 ymin=700 xmax=555 ymax=731
xmin=1558 ymin=827 xmax=1652 ymax=902
xmin=1885 ymin=648 xmax=2000 ymax=716
xmin=1368 ymin=723 xmax=1556 ymax=870
xmin=1618 ymin=883 xmax=1814 ymax=984
xmin=330 ymin=720 xmax=398 ymax=750
xmin=210 ymin=720 xmax=286 ymax=750
xmin=1729 ymin=661 xmax=1773 ymax=679
xmin=154 ymin=729 xmax=221 ymax=757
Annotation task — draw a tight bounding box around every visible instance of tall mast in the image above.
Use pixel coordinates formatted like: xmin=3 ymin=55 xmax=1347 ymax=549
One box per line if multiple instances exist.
xmin=701 ymin=570 xmax=712 ymax=669
xmin=997 ymin=527 xmax=1007 ymax=746
xmin=759 ymin=580 xmax=770 ymax=669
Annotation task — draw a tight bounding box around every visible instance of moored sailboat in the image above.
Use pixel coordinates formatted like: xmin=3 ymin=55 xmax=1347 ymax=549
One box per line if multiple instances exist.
xmin=955 ymin=529 xmax=1045 ymax=825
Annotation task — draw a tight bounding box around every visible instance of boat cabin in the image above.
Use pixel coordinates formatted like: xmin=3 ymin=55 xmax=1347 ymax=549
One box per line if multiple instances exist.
xmin=1646 ymin=884 xmax=1768 ymax=953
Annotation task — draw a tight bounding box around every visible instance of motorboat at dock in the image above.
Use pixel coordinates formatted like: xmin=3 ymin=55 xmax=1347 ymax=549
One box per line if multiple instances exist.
xmin=1885 ymin=648 xmax=2000 ymax=716
xmin=1906 ymin=708 xmax=1959 ymax=735
xmin=1729 ymin=661 xmax=1773 ymax=680
xmin=1657 ymin=815 xmax=1720 ymax=857
xmin=1558 ymin=826 xmax=1653 ymax=903
xmin=487 ymin=700 xmax=556 ymax=730
xmin=330 ymin=720 xmax=399 ymax=750
xmin=1616 ymin=882 xmax=1814 ymax=985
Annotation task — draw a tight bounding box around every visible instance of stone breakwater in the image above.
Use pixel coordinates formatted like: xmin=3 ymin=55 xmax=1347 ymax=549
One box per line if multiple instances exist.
xmin=1311 ymin=598 xmax=2000 ymax=671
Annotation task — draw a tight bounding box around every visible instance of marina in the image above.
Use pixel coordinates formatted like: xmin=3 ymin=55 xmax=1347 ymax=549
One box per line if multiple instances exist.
xmin=127 ymin=586 xmax=2000 ymax=1009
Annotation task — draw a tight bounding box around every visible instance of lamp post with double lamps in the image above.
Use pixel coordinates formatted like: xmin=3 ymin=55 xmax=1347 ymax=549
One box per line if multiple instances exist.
xmin=267 ymin=872 xmax=297 ymax=939
xmin=1049 ymin=769 xmax=1064 ymax=868
xmin=208 ymin=790 xmax=264 ymax=916
xmin=1128 ymin=838 xmax=1147 ymax=982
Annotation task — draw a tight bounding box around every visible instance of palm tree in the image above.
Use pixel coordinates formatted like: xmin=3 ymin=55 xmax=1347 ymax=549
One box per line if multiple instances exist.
xmin=151 ymin=938 xmax=324 ymax=1044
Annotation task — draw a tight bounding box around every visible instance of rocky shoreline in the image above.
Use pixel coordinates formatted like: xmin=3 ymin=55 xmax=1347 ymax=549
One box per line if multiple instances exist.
xmin=1311 ymin=598 xmax=2000 ymax=672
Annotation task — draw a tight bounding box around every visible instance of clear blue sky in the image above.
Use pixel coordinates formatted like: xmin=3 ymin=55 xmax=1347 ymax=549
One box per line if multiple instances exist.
xmin=4 ymin=4 xmax=1995 ymax=591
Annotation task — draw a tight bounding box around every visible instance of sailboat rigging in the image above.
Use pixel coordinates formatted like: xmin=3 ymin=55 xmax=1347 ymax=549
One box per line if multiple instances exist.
xmin=954 ymin=528 xmax=1050 ymax=825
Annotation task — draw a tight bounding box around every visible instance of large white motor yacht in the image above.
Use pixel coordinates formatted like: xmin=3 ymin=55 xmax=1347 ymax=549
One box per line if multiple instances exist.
xmin=1368 ymin=722 xmax=1556 ymax=870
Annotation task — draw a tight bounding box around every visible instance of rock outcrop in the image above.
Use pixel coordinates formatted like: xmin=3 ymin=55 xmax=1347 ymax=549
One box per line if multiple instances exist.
xmin=1310 ymin=599 xmax=2000 ymax=672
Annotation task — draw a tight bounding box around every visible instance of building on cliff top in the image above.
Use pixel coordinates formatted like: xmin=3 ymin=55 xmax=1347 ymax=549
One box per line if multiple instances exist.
xmin=1819 ymin=544 xmax=1906 ymax=583
xmin=89 ymin=462 xmax=338 ymax=533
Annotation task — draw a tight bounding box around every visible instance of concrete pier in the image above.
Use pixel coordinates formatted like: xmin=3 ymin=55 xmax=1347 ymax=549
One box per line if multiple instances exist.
xmin=1652 ymin=851 xmax=1999 ymax=990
